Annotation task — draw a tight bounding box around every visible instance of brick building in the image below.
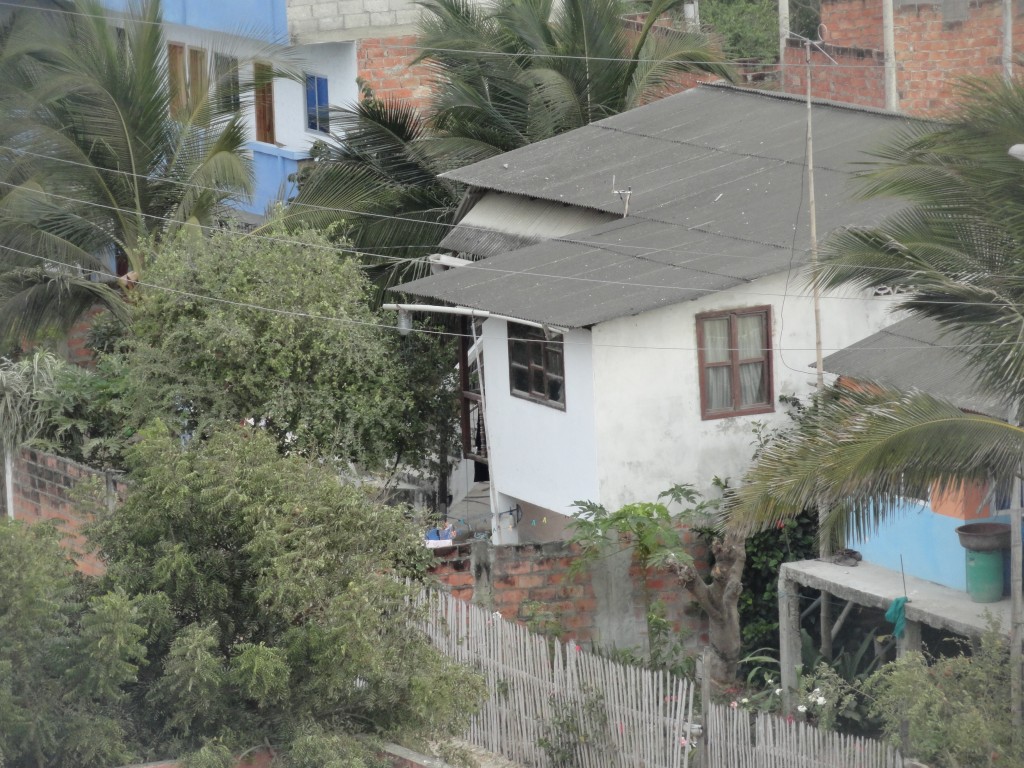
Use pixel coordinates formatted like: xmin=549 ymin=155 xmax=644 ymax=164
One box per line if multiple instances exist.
xmin=780 ymin=0 xmax=1020 ymax=116
xmin=287 ymin=0 xmax=437 ymax=110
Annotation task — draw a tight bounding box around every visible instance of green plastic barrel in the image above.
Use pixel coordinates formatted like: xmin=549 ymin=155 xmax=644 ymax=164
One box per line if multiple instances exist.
xmin=965 ymin=550 xmax=1004 ymax=603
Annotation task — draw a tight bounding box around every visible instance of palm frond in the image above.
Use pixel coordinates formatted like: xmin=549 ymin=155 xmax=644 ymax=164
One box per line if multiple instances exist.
xmin=727 ymin=386 xmax=1024 ymax=544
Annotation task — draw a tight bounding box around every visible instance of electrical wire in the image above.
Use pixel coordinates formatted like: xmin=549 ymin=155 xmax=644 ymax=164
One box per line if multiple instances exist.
xmin=0 ymin=0 xmax=1009 ymax=73
xmin=9 ymin=142 xmax=1023 ymax=286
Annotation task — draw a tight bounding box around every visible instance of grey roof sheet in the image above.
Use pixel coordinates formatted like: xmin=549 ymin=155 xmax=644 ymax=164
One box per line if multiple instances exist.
xmin=821 ymin=315 xmax=1012 ymax=418
xmin=399 ymin=84 xmax=915 ymax=327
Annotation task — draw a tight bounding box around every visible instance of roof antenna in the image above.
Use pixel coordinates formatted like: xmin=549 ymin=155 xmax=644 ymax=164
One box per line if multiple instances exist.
xmin=611 ymin=175 xmax=632 ymax=218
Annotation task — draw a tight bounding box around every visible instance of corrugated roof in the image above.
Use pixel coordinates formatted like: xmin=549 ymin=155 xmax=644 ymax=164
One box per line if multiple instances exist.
xmin=398 ymin=84 xmax=915 ymax=327
xmin=439 ymin=192 xmax=617 ymax=258
xmin=821 ymin=315 xmax=1012 ymax=418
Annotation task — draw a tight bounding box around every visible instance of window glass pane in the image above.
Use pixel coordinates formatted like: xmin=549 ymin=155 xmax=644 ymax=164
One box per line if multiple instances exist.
xmin=548 ymin=376 xmax=563 ymax=403
xmin=706 ymin=367 xmax=732 ymax=410
xmin=317 ymin=76 xmax=329 ymax=132
xmin=305 ymin=74 xmax=316 ymax=130
xmin=739 ymin=362 xmax=766 ymax=405
xmin=215 ymin=54 xmax=240 ymax=112
xmin=511 ymin=366 xmax=529 ymax=393
xmin=510 ymin=340 xmax=528 ymax=365
xmin=546 ymin=348 xmax=563 ymax=377
xmin=531 ymin=368 xmax=545 ymax=395
xmin=737 ymin=314 xmax=765 ymax=359
xmin=702 ymin=317 xmax=730 ymax=363
xmin=529 ymin=342 xmax=543 ymax=365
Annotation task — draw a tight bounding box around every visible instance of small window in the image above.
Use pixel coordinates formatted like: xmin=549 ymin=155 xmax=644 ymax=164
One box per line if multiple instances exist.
xmin=696 ymin=307 xmax=773 ymax=419
xmin=305 ymin=74 xmax=330 ymax=133
xmin=508 ymin=323 xmax=565 ymax=409
xmin=254 ymin=62 xmax=276 ymax=144
xmin=214 ymin=54 xmax=240 ymax=113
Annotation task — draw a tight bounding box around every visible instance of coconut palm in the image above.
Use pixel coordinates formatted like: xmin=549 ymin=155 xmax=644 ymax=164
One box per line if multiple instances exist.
xmin=417 ymin=0 xmax=733 ymax=162
xmin=0 ymin=0 xmax=264 ymax=349
xmin=281 ymin=0 xmax=733 ymax=294
xmin=727 ymin=75 xmax=1024 ymax=535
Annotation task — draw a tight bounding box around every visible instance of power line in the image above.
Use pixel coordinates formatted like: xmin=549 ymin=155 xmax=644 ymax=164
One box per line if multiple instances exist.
xmin=10 ymin=143 xmax=1022 ymax=287
xmin=0 ymin=0 xmax=1010 ymax=73
xmin=7 ymin=242 xmax=1024 ymax=357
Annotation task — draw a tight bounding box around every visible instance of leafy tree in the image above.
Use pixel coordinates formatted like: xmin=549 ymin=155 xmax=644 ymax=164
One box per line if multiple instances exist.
xmin=0 ymin=520 xmax=145 ymax=768
xmin=0 ymin=0 xmax=275 ymax=348
xmin=699 ymin=0 xmax=779 ymax=63
xmin=115 ymin=227 xmax=457 ymax=474
xmin=281 ymin=0 xmax=733 ymax=292
xmin=0 ymin=424 xmax=483 ymax=765
xmin=93 ymin=424 xmax=482 ymax=762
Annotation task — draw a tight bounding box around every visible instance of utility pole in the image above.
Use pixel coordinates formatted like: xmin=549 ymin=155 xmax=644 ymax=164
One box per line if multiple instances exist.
xmin=801 ymin=32 xmax=834 ymax=661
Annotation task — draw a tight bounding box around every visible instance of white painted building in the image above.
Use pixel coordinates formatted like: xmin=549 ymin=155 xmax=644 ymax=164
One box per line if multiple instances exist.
xmin=397 ymin=84 xmax=914 ymax=543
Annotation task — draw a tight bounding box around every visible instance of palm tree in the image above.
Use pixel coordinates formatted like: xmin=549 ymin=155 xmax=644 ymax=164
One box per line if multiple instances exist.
xmin=0 ymin=0 xmax=265 ymax=349
xmin=281 ymin=0 xmax=733 ymax=293
xmin=417 ymin=0 xmax=733 ymax=162
xmin=727 ymin=75 xmax=1024 ymax=536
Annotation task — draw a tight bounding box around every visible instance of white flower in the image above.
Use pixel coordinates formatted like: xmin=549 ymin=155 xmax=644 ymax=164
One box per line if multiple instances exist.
xmin=766 ymin=677 xmax=775 ymax=686
xmin=797 ymin=705 xmax=807 ymax=713
xmin=775 ymin=688 xmax=782 ymax=696
xmin=741 ymin=698 xmax=749 ymax=704
xmin=816 ymin=696 xmax=827 ymax=706
xmin=812 ymin=688 xmax=821 ymax=695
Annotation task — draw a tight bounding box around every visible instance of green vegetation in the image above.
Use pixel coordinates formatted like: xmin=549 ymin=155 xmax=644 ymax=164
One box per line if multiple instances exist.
xmin=0 ymin=0 xmax=276 ymax=349
xmin=0 ymin=426 xmax=483 ymax=768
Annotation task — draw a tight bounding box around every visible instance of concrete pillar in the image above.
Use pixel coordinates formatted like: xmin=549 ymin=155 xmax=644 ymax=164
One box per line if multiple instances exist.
xmin=897 ymin=619 xmax=922 ymax=657
xmin=778 ymin=567 xmax=802 ymax=712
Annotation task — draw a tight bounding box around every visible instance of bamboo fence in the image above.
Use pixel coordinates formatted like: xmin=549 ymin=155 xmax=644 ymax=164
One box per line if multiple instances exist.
xmin=704 ymin=703 xmax=903 ymax=768
xmin=418 ymin=588 xmax=696 ymax=768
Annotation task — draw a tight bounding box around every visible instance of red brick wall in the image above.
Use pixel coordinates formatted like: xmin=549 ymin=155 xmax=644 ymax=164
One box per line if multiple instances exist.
xmin=784 ymin=0 xmax=1019 ymax=117
xmin=11 ymin=448 xmax=125 ymax=576
xmin=782 ymin=39 xmax=887 ymax=109
xmin=356 ymin=34 xmax=434 ymax=110
xmin=431 ymin=535 xmax=709 ymax=651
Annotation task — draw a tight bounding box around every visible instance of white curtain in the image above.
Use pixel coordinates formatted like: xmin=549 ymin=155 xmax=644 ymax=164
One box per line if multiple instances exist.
xmin=703 ymin=318 xmax=731 ymax=409
xmin=737 ymin=315 xmax=766 ymax=405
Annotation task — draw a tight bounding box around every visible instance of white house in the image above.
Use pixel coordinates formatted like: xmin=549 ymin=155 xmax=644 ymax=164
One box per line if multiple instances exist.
xmin=396 ymin=84 xmax=911 ymax=544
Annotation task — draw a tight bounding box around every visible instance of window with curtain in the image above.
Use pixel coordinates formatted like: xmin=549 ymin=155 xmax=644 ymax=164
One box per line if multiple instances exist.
xmin=305 ymin=74 xmax=329 ymax=133
xmin=508 ymin=322 xmax=565 ymax=409
xmin=696 ymin=307 xmax=772 ymax=419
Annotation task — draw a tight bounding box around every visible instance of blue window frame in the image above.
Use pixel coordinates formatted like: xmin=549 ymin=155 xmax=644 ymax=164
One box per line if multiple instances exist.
xmin=305 ymin=74 xmax=329 ymax=133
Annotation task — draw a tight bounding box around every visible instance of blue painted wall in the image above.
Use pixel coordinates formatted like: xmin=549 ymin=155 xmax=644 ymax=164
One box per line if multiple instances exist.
xmin=850 ymin=501 xmax=1009 ymax=592
xmin=238 ymin=143 xmax=302 ymax=215
xmin=102 ymin=0 xmax=287 ymax=42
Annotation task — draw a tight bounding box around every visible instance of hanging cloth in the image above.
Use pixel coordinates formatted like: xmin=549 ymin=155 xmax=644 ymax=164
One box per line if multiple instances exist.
xmin=885 ymin=596 xmax=908 ymax=638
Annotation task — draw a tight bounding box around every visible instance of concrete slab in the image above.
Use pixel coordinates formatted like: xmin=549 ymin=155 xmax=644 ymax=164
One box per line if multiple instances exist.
xmin=781 ymin=558 xmax=1010 ymax=639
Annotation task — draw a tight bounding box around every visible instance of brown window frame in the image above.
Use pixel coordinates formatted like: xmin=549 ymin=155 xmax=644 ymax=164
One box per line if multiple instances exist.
xmin=696 ymin=306 xmax=774 ymax=420
xmin=507 ymin=322 xmax=565 ymax=410
xmin=254 ymin=62 xmax=276 ymax=144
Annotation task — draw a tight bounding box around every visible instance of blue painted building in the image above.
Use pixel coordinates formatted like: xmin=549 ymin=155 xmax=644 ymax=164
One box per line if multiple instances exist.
xmin=99 ymin=0 xmax=358 ymax=217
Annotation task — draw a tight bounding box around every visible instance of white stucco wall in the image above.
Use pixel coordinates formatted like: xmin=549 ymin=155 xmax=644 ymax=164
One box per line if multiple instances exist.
xmin=590 ymin=274 xmax=898 ymax=510
xmin=480 ymin=320 xmax=600 ymax=528
xmin=275 ymin=42 xmax=359 ymax=151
